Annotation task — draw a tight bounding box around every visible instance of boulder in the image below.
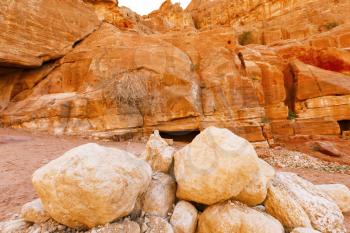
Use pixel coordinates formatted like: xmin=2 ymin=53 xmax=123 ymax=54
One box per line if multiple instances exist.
xmin=170 ymin=201 xmax=198 ymax=233
xmin=291 ymin=228 xmax=321 ymax=233
xmin=174 ymin=126 xmax=259 ymax=205
xmin=312 ymin=141 xmax=346 ymax=157
xmin=142 ymin=173 xmax=176 ymax=217
xmin=32 ymin=143 xmax=152 ymax=229
xmin=265 ymin=172 xmax=346 ymax=232
xmin=141 ymin=215 xmax=174 ymax=233
xmin=21 ymin=199 xmax=50 ymax=223
xmin=234 ymin=159 xmax=275 ymax=206
xmin=197 ymin=201 xmax=284 ymax=233
xmin=317 ymin=184 xmax=350 ymax=213
xmin=88 ymin=219 xmax=140 ymax=233
xmin=142 ymin=131 xmax=176 ymax=173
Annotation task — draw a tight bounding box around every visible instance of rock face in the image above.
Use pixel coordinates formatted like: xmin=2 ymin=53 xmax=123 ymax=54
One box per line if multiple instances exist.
xmin=187 ymin=0 xmax=350 ymax=43
xmin=89 ymin=219 xmax=141 ymax=233
xmin=265 ymin=172 xmax=346 ymax=232
xmin=142 ymin=131 xmax=175 ymax=173
xmin=142 ymin=173 xmax=176 ymax=217
xmin=170 ymin=201 xmax=198 ymax=233
xmin=0 ymin=23 xmax=201 ymax=138
xmin=0 ymin=0 xmax=100 ymax=67
xmin=1 ymin=0 xmax=350 ymax=142
xmin=317 ymin=184 xmax=350 ymax=213
xmin=197 ymin=201 xmax=284 ymax=233
xmin=32 ymin=143 xmax=152 ymax=229
xmin=174 ymin=127 xmax=259 ymax=205
xmin=21 ymin=199 xmax=50 ymax=223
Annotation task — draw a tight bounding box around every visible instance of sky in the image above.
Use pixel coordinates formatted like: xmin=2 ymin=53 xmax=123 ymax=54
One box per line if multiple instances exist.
xmin=118 ymin=0 xmax=192 ymax=15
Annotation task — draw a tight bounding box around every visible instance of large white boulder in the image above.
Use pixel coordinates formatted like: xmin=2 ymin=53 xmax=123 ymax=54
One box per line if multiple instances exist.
xmin=265 ymin=172 xmax=346 ymax=233
xmin=317 ymin=184 xmax=350 ymax=213
xmin=197 ymin=201 xmax=284 ymax=233
xmin=142 ymin=172 xmax=176 ymax=217
xmin=174 ymin=127 xmax=259 ymax=205
xmin=32 ymin=143 xmax=152 ymax=229
xmin=170 ymin=201 xmax=198 ymax=233
xmin=142 ymin=131 xmax=175 ymax=173
xmin=21 ymin=199 xmax=50 ymax=223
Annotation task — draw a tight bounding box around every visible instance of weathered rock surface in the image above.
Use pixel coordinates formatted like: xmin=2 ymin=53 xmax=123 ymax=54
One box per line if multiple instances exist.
xmin=265 ymin=172 xmax=346 ymax=232
xmin=32 ymin=143 xmax=152 ymax=229
xmin=0 ymin=0 xmax=100 ymax=67
xmin=1 ymin=0 xmax=350 ymax=142
xmin=141 ymin=215 xmax=174 ymax=233
xmin=170 ymin=201 xmax=198 ymax=233
xmin=142 ymin=173 xmax=176 ymax=218
xmin=317 ymin=184 xmax=350 ymax=213
xmin=174 ymin=126 xmax=259 ymax=205
xmin=142 ymin=0 xmax=195 ymax=32
xmin=0 ymin=23 xmax=201 ymax=138
xmin=21 ymin=198 xmax=50 ymax=223
xmin=142 ymin=131 xmax=175 ymax=173
xmin=197 ymin=201 xmax=284 ymax=233
xmin=291 ymin=228 xmax=321 ymax=233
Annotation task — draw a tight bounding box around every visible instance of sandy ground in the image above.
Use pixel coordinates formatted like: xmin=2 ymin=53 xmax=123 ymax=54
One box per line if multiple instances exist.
xmin=0 ymin=128 xmax=349 ymax=230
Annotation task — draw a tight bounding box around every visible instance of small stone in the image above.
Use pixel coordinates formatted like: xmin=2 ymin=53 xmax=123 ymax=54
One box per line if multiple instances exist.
xmin=21 ymin=199 xmax=50 ymax=223
xmin=142 ymin=173 xmax=176 ymax=217
xmin=170 ymin=201 xmax=198 ymax=233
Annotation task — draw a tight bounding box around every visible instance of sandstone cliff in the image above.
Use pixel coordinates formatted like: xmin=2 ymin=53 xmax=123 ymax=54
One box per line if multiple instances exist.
xmin=0 ymin=0 xmax=350 ymax=142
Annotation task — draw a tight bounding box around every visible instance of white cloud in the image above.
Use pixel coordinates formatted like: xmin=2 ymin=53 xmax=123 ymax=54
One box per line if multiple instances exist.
xmin=118 ymin=0 xmax=192 ymax=15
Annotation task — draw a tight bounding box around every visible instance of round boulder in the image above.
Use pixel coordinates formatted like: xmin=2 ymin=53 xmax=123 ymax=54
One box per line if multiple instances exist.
xmin=32 ymin=143 xmax=152 ymax=229
xmin=174 ymin=126 xmax=259 ymax=205
xmin=197 ymin=201 xmax=284 ymax=233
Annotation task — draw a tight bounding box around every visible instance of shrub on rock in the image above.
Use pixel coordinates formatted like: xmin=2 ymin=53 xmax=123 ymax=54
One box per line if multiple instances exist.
xmin=174 ymin=126 xmax=259 ymax=205
xmin=142 ymin=172 xmax=176 ymax=217
xmin=317 ymin=184 xmax=350 ymax=213
xmin=32 ymin=143 xmax=152 ymax=229
xmin=170 ymin=201 xmax=198 ymax=233
xmin=21 ymin=198 xmax=50 ymax=223
xmin=265 ymin=172 xmax=346 ymax=232
xmin=197 ymin=201 xmax=284 ymax=233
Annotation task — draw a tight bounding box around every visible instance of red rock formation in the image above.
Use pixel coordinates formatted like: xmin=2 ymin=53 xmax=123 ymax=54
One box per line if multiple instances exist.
xmin=0 ymin=0 xmax=350 ymax=142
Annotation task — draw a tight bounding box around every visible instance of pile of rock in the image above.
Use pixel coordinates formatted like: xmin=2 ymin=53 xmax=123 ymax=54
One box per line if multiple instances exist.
xmin=1 ymin=127 xmax=350 ymax=233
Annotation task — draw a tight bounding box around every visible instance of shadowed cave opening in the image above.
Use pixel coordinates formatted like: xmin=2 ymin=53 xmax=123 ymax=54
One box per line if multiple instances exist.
xmin=338 ymin=120 xmax=350 ymax=132
xmin=159 ymin=130 xmax=200 ymax=142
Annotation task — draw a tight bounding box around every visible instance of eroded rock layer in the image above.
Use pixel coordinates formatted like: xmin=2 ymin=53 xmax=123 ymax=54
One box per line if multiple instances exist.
xmin=0 ymin=0 xmax=350 ymax=142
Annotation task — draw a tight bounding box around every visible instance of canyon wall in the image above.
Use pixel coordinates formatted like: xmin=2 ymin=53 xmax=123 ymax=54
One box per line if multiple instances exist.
xmin=0 ymin=0 xmax=349 ymax=143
